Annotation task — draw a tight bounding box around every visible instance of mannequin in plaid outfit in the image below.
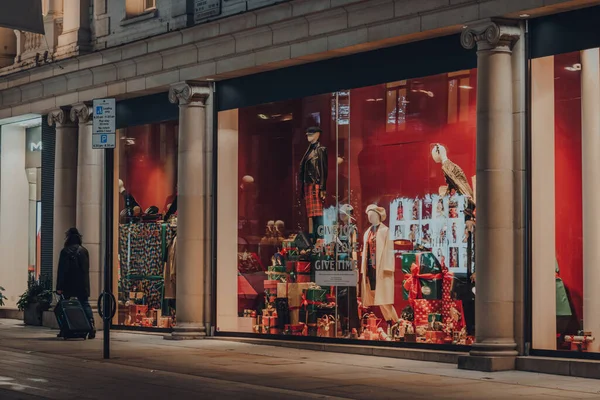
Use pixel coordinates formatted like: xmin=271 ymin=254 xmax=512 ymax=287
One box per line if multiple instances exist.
xmin=299 ymin=127 xmax=328 ymax=241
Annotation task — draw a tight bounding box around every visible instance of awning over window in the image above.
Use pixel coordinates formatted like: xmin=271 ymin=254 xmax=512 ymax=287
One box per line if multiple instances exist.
xmin=0 ymin=0 xmax=44 ymax=34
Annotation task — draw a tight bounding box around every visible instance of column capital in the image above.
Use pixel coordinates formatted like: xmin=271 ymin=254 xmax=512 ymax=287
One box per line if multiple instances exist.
xmin=461 ymin=19 xmax=521 ymax=53
xmin=70 ymin=102 xmax=93 ymax=124
xmin=48 ymin=106 xmax=72 ymax=126
xmin=169 ymin=82 xmax=210 ymax=106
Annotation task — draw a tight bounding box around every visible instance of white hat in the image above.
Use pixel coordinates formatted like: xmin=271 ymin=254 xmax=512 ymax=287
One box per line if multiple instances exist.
xmin=366 ymin=204 xmax=386 ymax=222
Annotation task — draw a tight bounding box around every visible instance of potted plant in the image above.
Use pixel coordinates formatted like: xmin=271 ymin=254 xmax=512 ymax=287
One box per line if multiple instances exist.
xmin=17 ymin=275 xmax=52 ymax=326
xmin=0 ymin=286 xmax=6 ymax=307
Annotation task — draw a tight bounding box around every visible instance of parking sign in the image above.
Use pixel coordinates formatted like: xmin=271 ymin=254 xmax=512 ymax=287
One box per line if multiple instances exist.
xmin=92 ymin=98 xmax=116 ymax=149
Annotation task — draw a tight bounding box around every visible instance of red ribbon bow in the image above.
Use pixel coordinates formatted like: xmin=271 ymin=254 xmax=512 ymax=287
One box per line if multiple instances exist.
xmin=403 ymin=262 xmax=443 ymax=305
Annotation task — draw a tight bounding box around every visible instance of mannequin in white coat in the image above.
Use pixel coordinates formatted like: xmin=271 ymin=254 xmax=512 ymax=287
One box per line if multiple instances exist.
xmin=360 ymin=205 xmax=399 ymax=325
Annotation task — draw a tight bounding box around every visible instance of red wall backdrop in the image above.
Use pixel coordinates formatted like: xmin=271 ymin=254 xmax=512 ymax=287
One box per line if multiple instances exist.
xmin=554 ymin=52 xmax=584 ymax=324
xmin=118 ymin=122 xmax=179 ymax=215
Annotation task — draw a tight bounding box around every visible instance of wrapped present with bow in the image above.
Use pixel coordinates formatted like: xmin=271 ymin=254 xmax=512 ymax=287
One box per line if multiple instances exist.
xmin=285 ymin=323 xmax=307 ymax=336
xmin=413 ymin=299 xmax=442 ymax=328
xmin=402 ymin=252 xmax=443 ymax=301
xmin=266 ymin=265 xmax=289 ymax=282
xmin=301 ymin=284 xmax=330 ymax=336
xmin=317 ymin=315 xmax=337 ymax=338
xmin=361 ymin=312 xmax=382 ymax=334
xmin=440 ymin=265 xmax=466 ymax=332
xmin=277 ymin=282 xmax=311 ymax=325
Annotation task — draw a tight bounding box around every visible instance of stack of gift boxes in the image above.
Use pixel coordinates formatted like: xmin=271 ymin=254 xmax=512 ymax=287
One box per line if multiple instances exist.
xmin=244 ymin=236 xmax=338 ymax=336
xmin=397 ymin=251 xmax=471 ymax=345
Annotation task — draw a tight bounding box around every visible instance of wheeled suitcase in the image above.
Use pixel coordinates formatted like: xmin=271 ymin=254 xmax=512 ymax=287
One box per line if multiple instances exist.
xmin=54 ymin=295 xmax=92 ymax=340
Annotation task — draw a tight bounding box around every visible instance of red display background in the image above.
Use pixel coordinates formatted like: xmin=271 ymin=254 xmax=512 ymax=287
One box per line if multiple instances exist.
xmin=118 ymin=122 xmax=178 ymax=214
xmin=554 ymin=52 xmax=584 ymax=323
xmin=237 ymin=69 xmax=477 ymax=315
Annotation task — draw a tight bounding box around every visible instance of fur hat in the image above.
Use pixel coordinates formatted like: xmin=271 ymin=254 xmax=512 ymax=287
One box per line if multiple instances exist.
xmin=366 ymin=204 xmax=386 ymax=222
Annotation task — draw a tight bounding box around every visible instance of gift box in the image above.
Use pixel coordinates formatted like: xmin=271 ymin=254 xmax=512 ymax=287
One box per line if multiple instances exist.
xmin=277 ymin=282 xmax=311 ymax=325
xmin=425 ymin=330 xmax=446 ymax=344
xmin=158 ymin=316 xmax=172 ymax=328
xmin=262 ymin=316 xmax=278 ymax=334
xmin=317 ymin=315 xmax=337 ymax=338
xmin=296 ymin=261 xmax=311 ymax=273
xmin=264 ymin=280 xmax=279 ymax=291
xmin=402 ymin=252 xmax=443 ymax=301
xmin=413 ymin=299 xmax=442 ymax=327
xmin=129 ymin=304 xmax=148 ymax=318
xmin=440 ymin=266 xmax=466 ymax=332
xmin=285 ymin=323 xmax=306 ymax=336
xmin=296 ymin=273 xmax=312 ymax=283
xmin=361 ymin=312 xmax=381 ymax=334
xmin=267 ymin=265 xmax=289 ymax=282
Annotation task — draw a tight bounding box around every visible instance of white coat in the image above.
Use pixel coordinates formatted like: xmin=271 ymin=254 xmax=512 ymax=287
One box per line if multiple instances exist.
xmin=360 ymin=223 xmax=395 ymax=306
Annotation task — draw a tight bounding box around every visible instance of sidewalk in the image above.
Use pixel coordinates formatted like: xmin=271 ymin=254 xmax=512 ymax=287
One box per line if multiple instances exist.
xmin=0 ymin=319 xmax=598 ymax=399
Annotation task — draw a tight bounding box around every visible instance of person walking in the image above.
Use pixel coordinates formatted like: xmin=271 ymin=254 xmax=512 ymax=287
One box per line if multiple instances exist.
xmin=56 ymin=228 xmax=96 ymax=339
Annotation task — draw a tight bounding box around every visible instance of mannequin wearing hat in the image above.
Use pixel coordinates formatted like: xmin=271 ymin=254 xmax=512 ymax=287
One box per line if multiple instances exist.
xmin=337 ymin=204 xmax=360 ymax=333
xmin=360 ymin=204 xmax=399 ymax=325
xmin=299 ymin=127 xmax=328 ymax=241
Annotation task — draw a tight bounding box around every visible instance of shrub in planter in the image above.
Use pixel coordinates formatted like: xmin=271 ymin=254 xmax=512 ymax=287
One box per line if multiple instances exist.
xmin=17 ymin=276 xmax=52 ymax=326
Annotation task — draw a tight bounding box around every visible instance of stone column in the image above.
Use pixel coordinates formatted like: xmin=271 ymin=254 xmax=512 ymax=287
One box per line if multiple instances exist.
xmin=581 ymin=48 xmax=600 ymax=353
xmin=71 ymin=103 xmax=103 ymax=302
xmin=48 ymin=107 xmax=78 ymax=289
xmin=166 ymin=82 xmax=211 ymax=339
xmin=459 ymin=20 xmax=521 ymax=371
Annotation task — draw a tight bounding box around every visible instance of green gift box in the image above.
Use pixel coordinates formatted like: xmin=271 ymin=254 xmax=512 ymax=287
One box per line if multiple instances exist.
xmin=305 ymin=287 xmax=328 ymax=305
xmin=428 ymin=313 xmax=442 ymax=323
xmin=402 ymin=252 xmax=443 ymax=300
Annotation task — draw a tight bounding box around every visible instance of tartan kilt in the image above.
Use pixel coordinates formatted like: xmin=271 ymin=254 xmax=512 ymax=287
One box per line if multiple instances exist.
xmin=304 ymin=184 xmax=324 ymax=217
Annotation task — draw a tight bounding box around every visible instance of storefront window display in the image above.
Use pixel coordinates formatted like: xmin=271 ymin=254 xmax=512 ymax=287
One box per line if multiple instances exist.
xmin=531 ymin=48 xmax=600 ymax=354
xmin=217 ymin=69 xmax=478 ymax=346
xmin=116 ymin=121 xmax=178 ymax=329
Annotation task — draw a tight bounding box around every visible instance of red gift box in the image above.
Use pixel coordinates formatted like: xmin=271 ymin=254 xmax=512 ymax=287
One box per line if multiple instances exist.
xmin=264 ymin=280 xmax=279 ymax=291
xmin=361 ymin=312 xmax=381 ymax=334
xmin=285 ymin=323 xmax=306 ymax=336
xmin=296 ymin=261 xmax=311 ymax=273
xmin=440 ymin=266 xmax=466 ymax=331
xmin=286 ymin=261 xmax=296 ymax=273
xmin=296 ymin=273 xmax=311 ymax=283
xmin=413 ymin=299 xmax=442 ymax=327
xmin=425 ymin=330 xmax=446 ymax=344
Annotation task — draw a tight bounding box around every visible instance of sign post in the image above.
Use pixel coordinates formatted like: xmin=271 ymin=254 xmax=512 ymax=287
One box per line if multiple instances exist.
xmin=93 ymin=98 xmax=116 ymax=360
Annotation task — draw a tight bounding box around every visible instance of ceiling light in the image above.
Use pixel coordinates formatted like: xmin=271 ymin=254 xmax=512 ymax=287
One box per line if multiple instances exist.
xmin=519 ymin=14 xmax=530 ymax=18
xmin=376 ymin=98 xmax=384 ymax=102
xmin=459 ymin=85 xmax=473 ymax=90
xmin=258 ymin=114 xmax=269 ymax=120
xmin=565 ymin=63 xmax=582 ymax=72
xmin=366 ymin=98 xmax=376 ymax=102
xmin=206 ymin=78 xmax=215 ymax=81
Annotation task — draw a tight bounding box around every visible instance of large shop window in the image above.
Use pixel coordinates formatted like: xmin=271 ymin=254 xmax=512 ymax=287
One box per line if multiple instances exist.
xmin=116 ymin=121 xmax=178 ymax=329
xmin=217 ymin=69 xmax=478 ymax=346
xmin=532 ymin=48 xmax=600 ymax=354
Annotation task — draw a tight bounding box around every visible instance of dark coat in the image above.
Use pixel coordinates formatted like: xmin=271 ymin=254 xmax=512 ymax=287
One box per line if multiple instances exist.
xmin=56 ymin=245 xmax=91 ymax=298
xmin=299 ymin=142 xmax=328 ymax=197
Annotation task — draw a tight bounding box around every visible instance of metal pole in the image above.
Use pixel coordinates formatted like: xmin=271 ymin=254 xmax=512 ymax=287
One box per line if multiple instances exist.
xmin=103 ymin=148 xmax=114 ymax=359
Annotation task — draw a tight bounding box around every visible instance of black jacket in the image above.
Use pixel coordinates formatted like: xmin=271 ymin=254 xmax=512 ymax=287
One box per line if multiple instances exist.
xmin=56 ymin=245 xmax=91 ymax=298
xmin=299 ymin=142 xmax=328 ymax=196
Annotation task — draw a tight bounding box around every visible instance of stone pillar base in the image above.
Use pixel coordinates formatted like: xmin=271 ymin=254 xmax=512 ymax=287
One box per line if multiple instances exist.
xmin=164 ymin=323 xmax=206 ymax=340
xmin=458 ymin=355 xmax=516 ymax=372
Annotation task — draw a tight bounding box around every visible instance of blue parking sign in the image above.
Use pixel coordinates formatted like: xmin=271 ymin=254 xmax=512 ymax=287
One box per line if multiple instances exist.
xmin=96 ymin=106 xmax=103 ymax=115
xmin=101 ymin=134 xmax=107 ymax=143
